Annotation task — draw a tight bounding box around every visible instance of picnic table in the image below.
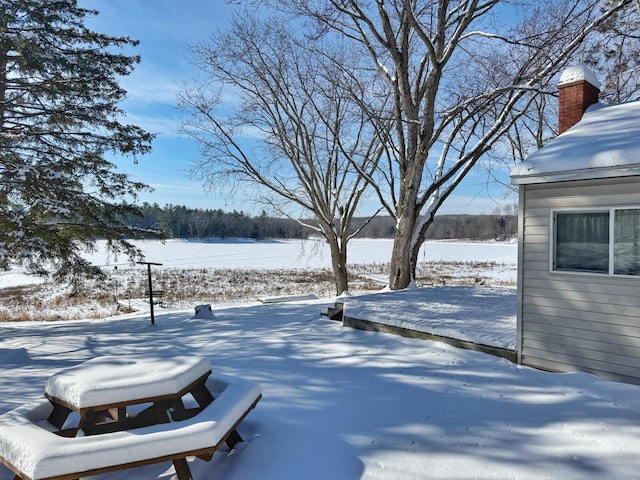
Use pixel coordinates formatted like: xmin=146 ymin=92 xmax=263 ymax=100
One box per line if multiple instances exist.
xmin=44 ymin=355 xmax=214 ymax=437
xmin=0 ymin=355 xmax=262 ymax=480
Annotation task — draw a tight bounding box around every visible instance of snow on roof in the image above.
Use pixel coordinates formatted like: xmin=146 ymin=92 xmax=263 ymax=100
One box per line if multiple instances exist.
xmin=511 ymin=99 xmax=640 ymax=185
xmin=558 ymin=64 xmax=601 ymax=89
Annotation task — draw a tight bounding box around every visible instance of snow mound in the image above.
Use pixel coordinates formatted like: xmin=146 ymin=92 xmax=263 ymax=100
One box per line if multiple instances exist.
xmin=194 ymin=304 xmax=215 ymax=319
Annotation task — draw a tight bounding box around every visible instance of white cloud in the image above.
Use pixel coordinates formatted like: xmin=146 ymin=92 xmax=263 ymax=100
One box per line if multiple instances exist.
xmin=438 ymin=195 xmax=514 ymax=215
xmin=121 ymin=67 xmax=183 ymax=107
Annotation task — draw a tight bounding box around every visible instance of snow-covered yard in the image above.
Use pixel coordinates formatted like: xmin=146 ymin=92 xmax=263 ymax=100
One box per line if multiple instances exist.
xmin=2 ymin=289 xmax=640 ymax=479
xmin=341 ymin=285 xmax=517 ymax=350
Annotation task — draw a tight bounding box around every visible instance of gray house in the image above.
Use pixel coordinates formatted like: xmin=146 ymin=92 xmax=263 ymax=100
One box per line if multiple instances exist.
xmin=510 ymin=65 xmax=640 ymax=385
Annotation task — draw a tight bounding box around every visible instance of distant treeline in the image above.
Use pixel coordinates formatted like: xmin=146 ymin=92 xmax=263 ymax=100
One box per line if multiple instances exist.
xmin=352 ymin=212 xmax=517 ymax=241
xmin=130 ymin=203 xmax=517 ymax=241
xmin=129 ymin=204 xmax=308 ymax=240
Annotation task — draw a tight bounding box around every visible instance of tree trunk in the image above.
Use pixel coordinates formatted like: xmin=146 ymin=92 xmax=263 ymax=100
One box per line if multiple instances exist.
xmin=389 ymin=230 xmax=413 ymax=290
xmin=388 ymin=143 xmax=424 ymax=290
xmin=0 ymin=17 xmax=7 ymax=128
xmin=327 ymin=236 xmax=349 ymax=295
xmin=388 ymin=198 xmax=419 ymax=290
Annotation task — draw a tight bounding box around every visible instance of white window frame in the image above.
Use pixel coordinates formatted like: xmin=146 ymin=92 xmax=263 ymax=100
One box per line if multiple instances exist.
xmin=550 ymin=207 xmax=640 ymax=277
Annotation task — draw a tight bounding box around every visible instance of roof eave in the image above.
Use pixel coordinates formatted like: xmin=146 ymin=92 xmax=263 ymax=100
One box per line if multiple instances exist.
xmin=510 ymin=165 xmax=640 ymax=186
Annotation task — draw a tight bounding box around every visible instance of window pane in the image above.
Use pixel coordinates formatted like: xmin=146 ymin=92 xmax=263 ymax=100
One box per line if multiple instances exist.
xmin=555 ymin=212 xmax=609 ymax=273
xmin=614 ymin=209 xmax=640 ymax=275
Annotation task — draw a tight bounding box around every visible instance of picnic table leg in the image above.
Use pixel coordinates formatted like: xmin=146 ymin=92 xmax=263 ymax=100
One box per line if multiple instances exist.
xmin=47 ymin=402 xmax=72 ymax=429
xmin=225 ymin=429 xmax=243 ymax=449
xmin=172 ymin=458 xmax=193 ymax=480
xmin=190 ymin=381 xmax=214 ymax=409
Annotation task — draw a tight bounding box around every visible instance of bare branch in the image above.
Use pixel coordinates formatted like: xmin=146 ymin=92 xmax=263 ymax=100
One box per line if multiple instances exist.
xmin=181 ymin=12 xmax=382 ymax=294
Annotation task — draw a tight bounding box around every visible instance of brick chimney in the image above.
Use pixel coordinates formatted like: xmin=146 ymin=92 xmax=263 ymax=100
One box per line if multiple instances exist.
xmin=558 ymin=65 xmax=601 ymax=134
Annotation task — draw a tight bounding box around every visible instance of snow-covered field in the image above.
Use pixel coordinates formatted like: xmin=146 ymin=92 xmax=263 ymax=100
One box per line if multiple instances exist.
xmin=0 ymin=239 xmax=517 ymax=286
xmin=0 ymin=239 xmax=518 ymax=321
xmin=2 ymin=239 xmax=640 ymax=479
xmin=81 ymin=238 xmax=518 ymax=271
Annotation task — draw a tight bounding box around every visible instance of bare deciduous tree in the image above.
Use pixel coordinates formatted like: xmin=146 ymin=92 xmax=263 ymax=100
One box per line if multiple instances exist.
xmin=180 ymin=14 xmax=383 ymax=294
xmin=473 ymin=1 xmax=640 ymax=197
xmin=583 ymin=2 xmax=640 ymax=103
xmin=281 ymin=0 xmax=633 ymax=289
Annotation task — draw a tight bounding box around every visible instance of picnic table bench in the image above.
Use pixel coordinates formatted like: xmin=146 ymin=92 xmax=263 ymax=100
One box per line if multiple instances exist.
xmin=0 ymin=355 xmax=261 ymax=480
xmin=143 ymin=289 xmax=165 ymax=306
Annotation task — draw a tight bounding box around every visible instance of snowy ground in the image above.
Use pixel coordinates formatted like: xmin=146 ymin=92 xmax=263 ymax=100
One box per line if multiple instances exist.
xmin=0 ymin=239 xmax=518 ymax=293
xmin=342 ymin=285 xmax=516 ymax=349
xmin=0 ymin=239 xmax=518 ymax=321
xmin=2 ymin=290 xmax=640 ymax=479
xmin=80 ymin=238 xmax=518 ymax=272
xmin=2 ymin=239 xmax=640 ymax=479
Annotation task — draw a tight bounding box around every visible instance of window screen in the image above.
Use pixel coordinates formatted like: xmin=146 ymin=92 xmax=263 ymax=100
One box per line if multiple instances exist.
xmin=614 ymin=209 xmax=640 ymax=275
xmin=554 ymin=211 xmax=609 ymax=273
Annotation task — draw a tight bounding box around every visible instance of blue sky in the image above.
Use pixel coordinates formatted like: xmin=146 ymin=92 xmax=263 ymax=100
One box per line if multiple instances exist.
xmin=79 ymin=0 xmax=516 ymax=216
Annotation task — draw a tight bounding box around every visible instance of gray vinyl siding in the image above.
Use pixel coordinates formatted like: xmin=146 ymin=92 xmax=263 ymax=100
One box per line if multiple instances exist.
xmin=518 ymin=176 xmax=640 ymax=385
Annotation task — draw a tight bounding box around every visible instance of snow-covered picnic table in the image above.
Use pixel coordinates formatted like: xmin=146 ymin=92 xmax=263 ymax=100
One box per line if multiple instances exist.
xmin=44 ymin=355 xmax=214 ymax=436
xmin=0 ymin=355 xmax=262 ymax=480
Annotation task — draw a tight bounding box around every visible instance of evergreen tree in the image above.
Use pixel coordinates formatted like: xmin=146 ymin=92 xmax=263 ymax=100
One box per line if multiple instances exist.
xmin=0 ymin=0 xmax=154 ymax=281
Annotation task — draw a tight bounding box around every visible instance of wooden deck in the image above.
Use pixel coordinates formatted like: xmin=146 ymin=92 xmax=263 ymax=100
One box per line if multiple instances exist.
xmin=343 ymin=315 xmax=516 ymax=362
